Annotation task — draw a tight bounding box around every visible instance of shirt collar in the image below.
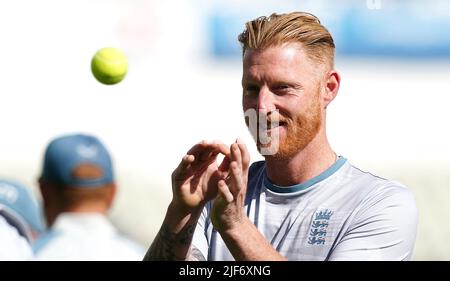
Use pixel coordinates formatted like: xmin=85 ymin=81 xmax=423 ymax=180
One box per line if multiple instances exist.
xmin=51 ymin=213 xmax=116 ymax=235
xmin=263 ymin=156 xmax=347 ymax=194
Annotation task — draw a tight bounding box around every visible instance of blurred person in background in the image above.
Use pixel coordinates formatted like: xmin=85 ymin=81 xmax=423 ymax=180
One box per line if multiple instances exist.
xmin=0 ymin=179 xmax=45 ymax=260
xmin=33 ymin=133 xmax=145 ymax=260
xmin=144 ymin=12 xmax=418 ymax=261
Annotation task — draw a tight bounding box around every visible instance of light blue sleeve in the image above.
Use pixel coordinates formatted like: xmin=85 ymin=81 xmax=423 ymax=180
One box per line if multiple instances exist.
xmin=328 ymin=184 xmax=418 ymax=261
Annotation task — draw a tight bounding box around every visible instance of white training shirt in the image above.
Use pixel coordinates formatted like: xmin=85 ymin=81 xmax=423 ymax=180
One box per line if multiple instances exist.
xmin=33 ymin=213 xmax=146 ymax=261
xmin=0 ymin=216 xmax=33 ymax=260
xmin=192 ymin=157 xmax=418 ymax=261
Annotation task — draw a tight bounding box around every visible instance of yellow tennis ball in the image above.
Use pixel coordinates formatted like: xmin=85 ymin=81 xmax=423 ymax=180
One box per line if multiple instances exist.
xmin=91 ymin=47 xmax=128 ymax=85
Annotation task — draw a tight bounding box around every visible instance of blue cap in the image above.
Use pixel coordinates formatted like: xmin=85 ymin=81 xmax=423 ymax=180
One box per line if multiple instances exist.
xmin=0 ymin=179 xmax=45 ymax=239
xmin=40 ymin=134 xmax=114 ymax=188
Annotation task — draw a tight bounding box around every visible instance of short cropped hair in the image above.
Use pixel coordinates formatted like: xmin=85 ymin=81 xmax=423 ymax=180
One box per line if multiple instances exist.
xmin=238 ymin=12 xmax=335 ymax=69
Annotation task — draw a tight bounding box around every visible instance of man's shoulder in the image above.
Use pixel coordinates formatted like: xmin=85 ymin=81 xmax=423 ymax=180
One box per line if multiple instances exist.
xmin=32 ymin=229 xmax=64 ymax=256
xmin=343 ymin=162 xmax=417 ymax=216
xmin=342 ymin=161 xmax=409 ymax=192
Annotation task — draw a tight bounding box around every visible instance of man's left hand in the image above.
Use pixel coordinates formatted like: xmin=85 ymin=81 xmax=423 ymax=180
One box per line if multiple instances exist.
xmin=211 ymin=139 xmax=250 ymax=233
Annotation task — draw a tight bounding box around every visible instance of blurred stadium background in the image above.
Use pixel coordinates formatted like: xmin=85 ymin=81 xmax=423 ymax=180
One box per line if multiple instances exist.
xmin=1 ymin=0 xmax=449 ymax=260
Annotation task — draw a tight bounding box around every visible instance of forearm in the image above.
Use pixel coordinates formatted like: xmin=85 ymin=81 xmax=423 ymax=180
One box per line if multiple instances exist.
xmin=143 ymin=202 xmax=203 ymax=261
xmin=219 ymin=217 xmax=287 ymax=261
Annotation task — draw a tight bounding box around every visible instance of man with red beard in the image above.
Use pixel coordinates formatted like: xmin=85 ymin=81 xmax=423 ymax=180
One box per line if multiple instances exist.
xmin=144 ymin=12 xmax=418 ymax=261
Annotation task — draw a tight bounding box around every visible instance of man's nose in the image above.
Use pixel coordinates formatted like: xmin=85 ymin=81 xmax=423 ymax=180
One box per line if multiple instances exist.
xmin=257 ymin=87 xmax=276 ymax=112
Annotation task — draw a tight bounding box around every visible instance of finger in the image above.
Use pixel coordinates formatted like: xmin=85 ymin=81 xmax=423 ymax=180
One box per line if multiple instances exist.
xmin=186 ymin=141 xmax=209 ymax=157
xmin=198 ymin=140 xmax=232 ymax=167
xmin=198 ymin=144 xmax=219 ymax=162
xmin=214 ymin=140 xmax=231 ymax=177
xmin=172 ymin=154 xmax=195 ymax=180
xmin=230 ymin=142 xmax=242 ymax=171
xmin=228 ymin=161 xmax=243 ymax=195
xmin=186 ymin=141 xmax=218 ymax=167
xmin=218 ymin=180 xmax=234 ymax=203
xmin=189 ymin=140 xmax=227 ymax=162
xmin=211 ymin=140 xmax=231 ymax=157
xmin=218 ymin=155 xmax=231 ymax=174
xmin=199 ymin=140 xmax=229 ymax=163
xmin=236 ymin=139 xmax=250 ymax=171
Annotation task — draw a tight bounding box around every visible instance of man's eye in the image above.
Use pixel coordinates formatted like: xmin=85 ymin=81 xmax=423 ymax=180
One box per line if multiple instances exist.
xmin=275 ymin=85 xmax=290 ymax=90
xmin=272 ymin=85 xmax=293 ymax=95
xmin=244 ymin=86 xmax=259 ymax=95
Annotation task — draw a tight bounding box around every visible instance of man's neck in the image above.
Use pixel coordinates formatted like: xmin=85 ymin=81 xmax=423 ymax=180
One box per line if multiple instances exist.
xmin=264 ymin=131 xmax=336 ymax=186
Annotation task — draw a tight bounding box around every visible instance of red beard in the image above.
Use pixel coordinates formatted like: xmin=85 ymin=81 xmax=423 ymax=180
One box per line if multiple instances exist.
xmin=250 ymin=93 xmax=322 ymax=160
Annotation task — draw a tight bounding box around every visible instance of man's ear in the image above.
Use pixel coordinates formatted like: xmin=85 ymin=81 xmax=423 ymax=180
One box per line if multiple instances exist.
xmin=38 ymin=179 xmax=50 ymax=202
xmin=106 ymin=183 xmax=117 ymax=209
xmin=38 ymin=179 xmax=58 ymax=227
xmin=322 ymin=70 xmax=341 ymax=108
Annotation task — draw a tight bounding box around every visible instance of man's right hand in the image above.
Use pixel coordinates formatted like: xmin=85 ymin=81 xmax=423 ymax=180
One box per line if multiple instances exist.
xmin=171 ymin=140 xmax=231 ymax=214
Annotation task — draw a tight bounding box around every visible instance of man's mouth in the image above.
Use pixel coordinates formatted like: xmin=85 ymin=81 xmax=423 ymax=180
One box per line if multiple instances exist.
xmin=260 ymin=120 xmax=287 ymax=131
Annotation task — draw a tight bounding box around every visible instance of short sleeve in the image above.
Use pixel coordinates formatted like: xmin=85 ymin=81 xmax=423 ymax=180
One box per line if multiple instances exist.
xmin=328 ymin=184 xmax=418 ymax=261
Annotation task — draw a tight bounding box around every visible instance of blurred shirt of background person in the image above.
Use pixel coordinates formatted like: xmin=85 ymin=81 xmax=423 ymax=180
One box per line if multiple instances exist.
xmin=0 ymin=216 xmax=32 ymax=260
xmin=0 ymin=179 xmax=45 ymax=260
xmin=33 ymin=133 xmax=145 ymax=261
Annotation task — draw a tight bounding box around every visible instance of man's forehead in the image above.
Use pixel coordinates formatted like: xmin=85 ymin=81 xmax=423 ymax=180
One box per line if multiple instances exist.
xmin=242 ymin=44 xmax=311 ymax=82
xmin=243 ymin=43 xmax=308 ymax=65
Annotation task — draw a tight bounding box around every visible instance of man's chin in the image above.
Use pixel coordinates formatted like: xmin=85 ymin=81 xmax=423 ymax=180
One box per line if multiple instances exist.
xmin=257 ymin=142 xmax=286 ymax=158
xmin=256 ymin=139 xmax=304 ymax=160
xmin=260 ymin=150 xmax=290 ymax=160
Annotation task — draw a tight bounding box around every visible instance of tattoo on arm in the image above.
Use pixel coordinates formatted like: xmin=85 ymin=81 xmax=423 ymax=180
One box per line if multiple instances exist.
xmin=143 ymin=223 xmax=198 ymax=261
xmin=186 ymin=245 xmax=206 ymax=261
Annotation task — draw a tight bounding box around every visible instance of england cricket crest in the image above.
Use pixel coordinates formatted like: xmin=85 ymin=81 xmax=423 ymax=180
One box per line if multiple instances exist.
xmin=308 ymin=209 xmax=333 ymax=245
